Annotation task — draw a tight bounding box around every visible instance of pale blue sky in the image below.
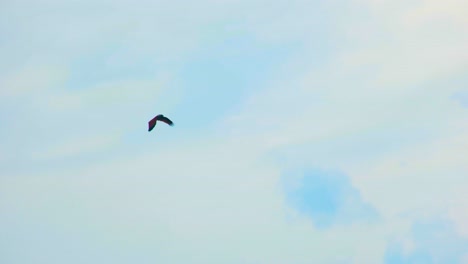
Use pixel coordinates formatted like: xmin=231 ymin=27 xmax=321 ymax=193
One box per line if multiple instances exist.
xmin=283 ymin=168 xmax=379 ymax=229
xmin=385 ymin=219 xmax=468 ymax=264
xmin=1 ymin=0 xmax=468 ymax=263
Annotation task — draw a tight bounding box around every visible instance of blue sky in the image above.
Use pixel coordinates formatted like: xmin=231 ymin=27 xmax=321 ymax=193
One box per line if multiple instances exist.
xmin=385 ymin=219 xmax=468 ymax=264
xmin=1 ymin=0 xmax=468 ymax=263
xmin=283 ymin=168 xmax=379 ymax=229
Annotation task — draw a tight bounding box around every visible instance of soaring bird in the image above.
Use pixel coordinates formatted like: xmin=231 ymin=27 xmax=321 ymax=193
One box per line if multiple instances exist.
xmin=148 ymin=114 xmax=174 ymax=132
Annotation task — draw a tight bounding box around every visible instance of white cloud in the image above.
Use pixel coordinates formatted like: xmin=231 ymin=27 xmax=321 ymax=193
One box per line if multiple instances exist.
xmin=211 ymin=0 xmax=468 ymax=260
xmin=31 ymin=134 xmax=121 ymax=161
xmin=335 ymin=0 xmax=468 ymax=88
xmin=0 ymin=61 xmax=68 ymax=98
xmin=349 ymin=124 xmax=468 ymax=216
xmin=0 ymin=137 xmax=390 ymax=263
xmin=448 ymin=190 xmax=468 ymax=237
xmin=45 ymin=75 xmax=172 ymax=112
xmin=401 ymin=0 xmax=468 ymax=26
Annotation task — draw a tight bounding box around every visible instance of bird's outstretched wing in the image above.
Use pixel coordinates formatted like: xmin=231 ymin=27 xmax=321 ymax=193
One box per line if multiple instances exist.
xmin=156 ymin=115 xmax=174 ymax=126
xmin=148 ymin=114 xmax=174 ymax=132
xmin=148 ymin=117 xmax=158 ymax=131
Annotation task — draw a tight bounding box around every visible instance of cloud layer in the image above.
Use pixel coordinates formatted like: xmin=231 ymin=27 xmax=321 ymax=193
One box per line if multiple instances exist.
xmin=1 ymin=0 xmax=467 ymax=263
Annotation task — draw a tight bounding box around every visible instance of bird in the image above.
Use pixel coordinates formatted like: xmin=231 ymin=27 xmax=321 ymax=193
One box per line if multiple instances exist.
xmin=148 ymin=114 xmax=174 ymax=132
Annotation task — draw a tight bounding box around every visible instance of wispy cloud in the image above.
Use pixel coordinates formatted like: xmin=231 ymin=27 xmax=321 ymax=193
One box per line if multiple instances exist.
xmin=0 ymin=61 xmax=68 ymax=98
xmin=31 ymin=134 xmax=120 ymax=161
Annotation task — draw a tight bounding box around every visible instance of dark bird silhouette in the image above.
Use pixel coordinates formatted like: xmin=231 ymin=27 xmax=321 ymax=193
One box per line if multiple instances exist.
xmin=148 ymin=114 xmax=174 ymax=132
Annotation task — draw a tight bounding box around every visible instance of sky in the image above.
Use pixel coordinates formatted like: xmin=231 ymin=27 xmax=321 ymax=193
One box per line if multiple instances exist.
xmin=1 ymin=0 xmax=467 ymax=263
